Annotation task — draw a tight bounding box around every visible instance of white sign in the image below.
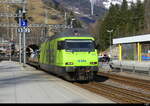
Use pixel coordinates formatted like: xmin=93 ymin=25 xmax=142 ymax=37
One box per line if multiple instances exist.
xmin=17 ymin=27 xmax=31 ymax=33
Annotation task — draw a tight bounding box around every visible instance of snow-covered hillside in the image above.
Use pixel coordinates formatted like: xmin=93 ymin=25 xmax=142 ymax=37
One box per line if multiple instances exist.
xmin=45 ymin=0 xmax=145 ymax=21
xmin=95 ymin=0 xmax=145 ymax=9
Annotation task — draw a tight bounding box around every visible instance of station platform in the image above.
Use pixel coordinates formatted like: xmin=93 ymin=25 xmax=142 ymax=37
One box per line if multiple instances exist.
xmin=0 ymin=61 xmax=114 ymax=103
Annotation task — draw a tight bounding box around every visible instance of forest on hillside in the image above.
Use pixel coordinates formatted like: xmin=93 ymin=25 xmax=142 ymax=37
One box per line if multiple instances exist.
xmin=94 ymin=0 xmax=150 ymax=51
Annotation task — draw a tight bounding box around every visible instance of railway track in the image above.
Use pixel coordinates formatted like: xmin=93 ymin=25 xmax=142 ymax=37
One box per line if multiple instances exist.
xmin=74 ymin=82 xmax=150 ymax=103
xmin=98 ymin=72 xmax=150 ymax=91
xmin=74 ymin=72 xmax=150 ymax=103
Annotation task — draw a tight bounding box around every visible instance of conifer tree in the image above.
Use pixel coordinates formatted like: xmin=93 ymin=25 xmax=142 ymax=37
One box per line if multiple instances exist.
xmin=95 ymin=0 xmax=145 ymax=51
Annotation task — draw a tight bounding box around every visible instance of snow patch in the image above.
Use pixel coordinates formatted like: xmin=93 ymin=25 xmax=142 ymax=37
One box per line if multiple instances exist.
xmin=89 ymin=0 xmax=145 ymax=9
xmin=103 ymin=0 xmax=144 ymax=9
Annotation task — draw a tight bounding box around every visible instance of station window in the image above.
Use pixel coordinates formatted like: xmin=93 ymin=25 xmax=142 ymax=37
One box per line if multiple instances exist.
xmin=122 ymin=43 xmax=138 ymax=61
xmin=111 ymin=45 xmax=119 ymax=60
xmin=141 ymin=42 xmax=150 ymax=61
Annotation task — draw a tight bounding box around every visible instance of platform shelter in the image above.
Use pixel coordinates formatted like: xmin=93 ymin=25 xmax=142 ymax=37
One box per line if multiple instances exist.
xmin=111 ymin=34 xmax=150 ymax=76
xmin=113 ymin=34 xmax=150 ymax=62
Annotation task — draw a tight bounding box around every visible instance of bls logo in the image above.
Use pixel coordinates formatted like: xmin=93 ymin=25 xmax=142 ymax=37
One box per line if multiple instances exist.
xmin=78 ymin=60 xmax=86 ymax=62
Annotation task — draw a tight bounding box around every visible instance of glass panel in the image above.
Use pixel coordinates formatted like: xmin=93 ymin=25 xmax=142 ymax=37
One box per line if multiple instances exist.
xmin=141 ymin=43 xmax=150 ymax=61
xmin=111 ymin=45 xmax=119 ymax=60
xmin=65 ymin=39 xmax=95 ymax=52
xmin=122 ymin=43 xmax=138 ymax=61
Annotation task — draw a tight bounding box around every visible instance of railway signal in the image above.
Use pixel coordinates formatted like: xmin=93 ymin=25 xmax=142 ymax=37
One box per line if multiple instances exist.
xmin=20 ymin=19 xmax=28 ymax=27
xmin=20 ymin=6 xmax=28 ymax=66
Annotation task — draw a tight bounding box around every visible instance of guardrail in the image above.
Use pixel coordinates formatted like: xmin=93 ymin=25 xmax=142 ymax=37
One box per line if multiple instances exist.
xmin=110 ymin=60 xmax=150 ymax=76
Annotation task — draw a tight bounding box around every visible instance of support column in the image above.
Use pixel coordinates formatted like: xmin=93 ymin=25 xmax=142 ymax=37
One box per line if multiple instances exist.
xmin=138 ymin=43 xmax=142 ymax=62
xmin=119 ymin=44 xmax=122 ymax=61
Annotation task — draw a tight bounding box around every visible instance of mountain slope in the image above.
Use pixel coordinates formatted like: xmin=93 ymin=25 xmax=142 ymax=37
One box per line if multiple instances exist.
xmin=48 ymin=0 xmax=106 ymax=18
xmin=0 ymin=0 xmax=65 ymax=40
xmin=50 ymin=0 xmax=144 ymax=16
xmin=27 ymin=0 xmax=64 ymax=24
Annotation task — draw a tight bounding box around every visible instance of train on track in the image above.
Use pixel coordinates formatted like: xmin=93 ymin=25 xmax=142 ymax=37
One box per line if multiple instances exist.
xmin=27 ymin=29 xmax=99 ymax=81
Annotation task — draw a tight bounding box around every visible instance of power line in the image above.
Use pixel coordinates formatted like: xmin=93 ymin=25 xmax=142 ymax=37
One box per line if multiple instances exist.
xmin=0 ymin=0 xmax=27 ymax=4
xmin=0 ymin=0 xmax=27 ymax=63
xmin=0 ymin=23 xmax=71 ymax=28
xmin=0 ymin=13 xmax=20 ymax=17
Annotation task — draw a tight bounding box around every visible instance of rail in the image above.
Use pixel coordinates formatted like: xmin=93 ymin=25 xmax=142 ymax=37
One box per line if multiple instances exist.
xmin=74 ymin=72 xmax=150 ymax=103
xmin=98 ymin=72 xmax=150 ymax=91
xmin=74 ymin=82 xmax=150 ymax=103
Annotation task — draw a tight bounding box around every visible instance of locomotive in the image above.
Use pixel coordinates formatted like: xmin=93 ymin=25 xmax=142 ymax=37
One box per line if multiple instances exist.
xmin=27 ymin=29 xmax=99 ymax=81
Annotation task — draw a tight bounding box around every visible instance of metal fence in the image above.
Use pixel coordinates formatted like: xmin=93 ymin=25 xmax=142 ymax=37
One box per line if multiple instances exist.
xmin=110 ymin=60 xmax=150 ymax=76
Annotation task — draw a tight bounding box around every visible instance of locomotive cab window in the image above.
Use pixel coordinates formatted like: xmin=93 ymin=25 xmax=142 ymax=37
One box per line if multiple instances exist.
xmin=65 ymin=39 xmax=95 ymax=52
xmin=57 ymin=41 xmax=65 ymax=50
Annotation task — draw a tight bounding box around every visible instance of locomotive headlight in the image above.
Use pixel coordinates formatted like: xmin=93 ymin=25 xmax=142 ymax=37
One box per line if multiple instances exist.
xmin=90 ymin=62 xmax=98 ymax=64
xmin=65 ymin=62 xmax=74 ymax=65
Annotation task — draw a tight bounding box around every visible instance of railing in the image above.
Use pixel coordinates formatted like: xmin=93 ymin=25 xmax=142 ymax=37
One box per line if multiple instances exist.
xmin=110 ymin=60 xmax=150 ymax=76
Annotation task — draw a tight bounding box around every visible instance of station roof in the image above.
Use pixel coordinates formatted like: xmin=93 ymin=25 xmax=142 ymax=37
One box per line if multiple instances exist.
xmin=113 ymin=34 xmax=150 ymax=44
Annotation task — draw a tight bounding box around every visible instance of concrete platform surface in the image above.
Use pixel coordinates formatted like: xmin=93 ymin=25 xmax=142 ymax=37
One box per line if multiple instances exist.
xmin=0 ymin=61 xmax=114 ymax=103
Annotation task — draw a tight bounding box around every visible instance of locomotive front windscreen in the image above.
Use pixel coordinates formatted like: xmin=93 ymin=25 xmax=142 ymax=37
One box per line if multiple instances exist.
xmin=65 ymin=39 xmax=95 ymax=52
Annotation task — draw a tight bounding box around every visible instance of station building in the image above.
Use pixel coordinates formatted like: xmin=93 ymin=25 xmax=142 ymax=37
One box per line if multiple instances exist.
xmin=111 ymin=34 xmax=150 ymax=76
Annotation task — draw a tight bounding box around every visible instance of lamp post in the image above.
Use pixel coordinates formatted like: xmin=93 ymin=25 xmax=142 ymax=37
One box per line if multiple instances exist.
xmin=71 ymin=18 xmax=76 ymax=28
xmin=107 ymin=29 xmax=113 ymax=57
